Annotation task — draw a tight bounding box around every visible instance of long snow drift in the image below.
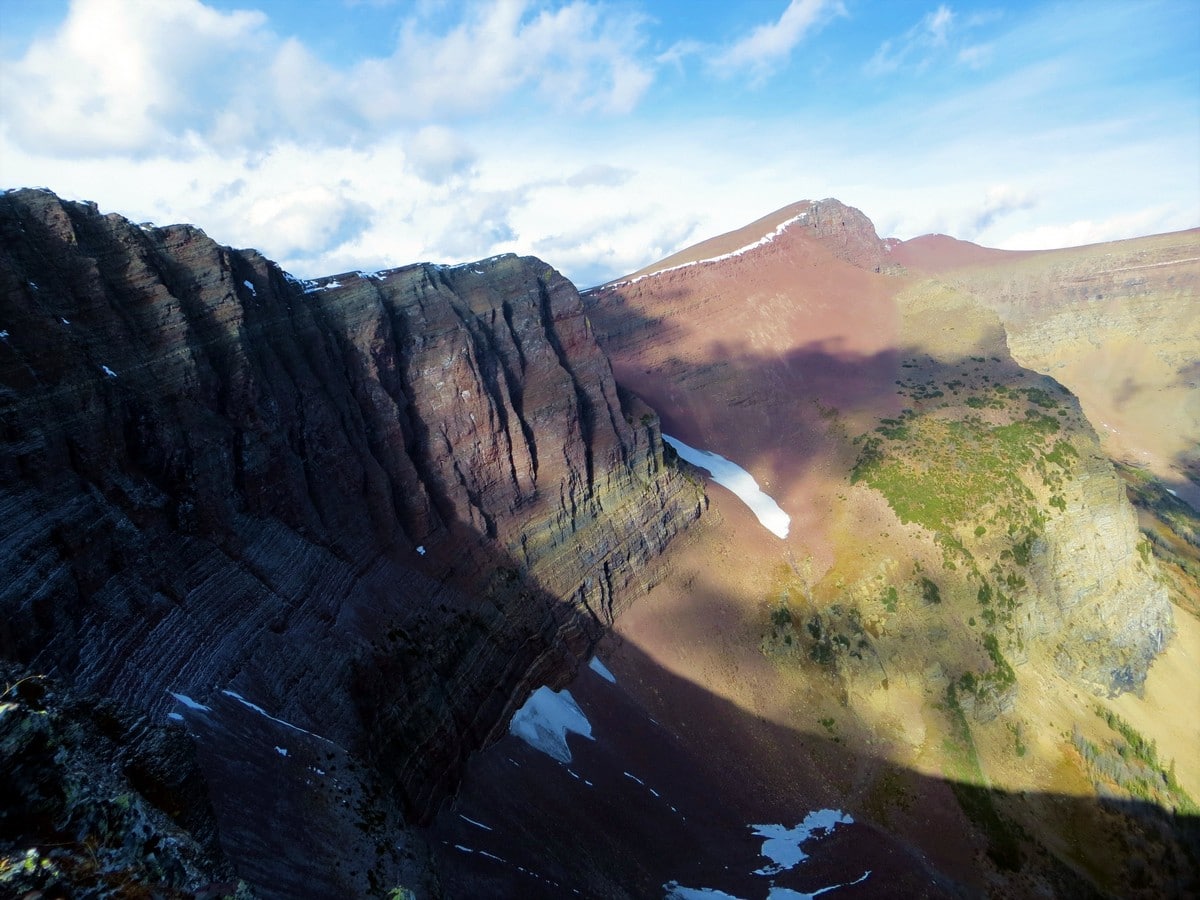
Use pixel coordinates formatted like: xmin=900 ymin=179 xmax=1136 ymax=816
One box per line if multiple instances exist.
xmin=663 ymin=435 xmax=790 ymax=538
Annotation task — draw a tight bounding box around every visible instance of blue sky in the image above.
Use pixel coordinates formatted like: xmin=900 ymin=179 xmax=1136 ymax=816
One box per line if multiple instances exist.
xmin=1 ymin=0 xmax=1197 ymax=286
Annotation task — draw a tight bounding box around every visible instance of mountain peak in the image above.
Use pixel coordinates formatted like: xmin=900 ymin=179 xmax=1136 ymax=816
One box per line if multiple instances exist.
xmin=614 ymin=198 xmax=891 ymax=286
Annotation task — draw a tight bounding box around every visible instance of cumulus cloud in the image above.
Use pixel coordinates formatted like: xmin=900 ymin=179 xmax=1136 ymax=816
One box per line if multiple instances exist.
xmin=965 ymin=184 xmax=1036 ymax=236
xmin=244 ymin=185 xmax=375 ymax=259
xmin=406 ymin=126 xmax=476 ymax=184
xmin=715 ymin=0 xmax=844 ymax=79
xmin=0 ymin=0 xmax=655 ymax=158
xmin=428 ymin=185 xmax=533 ymax=257
xmin=2 ymin=0 xmax=1193 ymax=291
xmin=996 ymin=205 xmax=1184 ymax=251
xmin=0 ymin=0 xmax=268 ymax=156
xmin=349 ymin=0 xmax=653 ymax=120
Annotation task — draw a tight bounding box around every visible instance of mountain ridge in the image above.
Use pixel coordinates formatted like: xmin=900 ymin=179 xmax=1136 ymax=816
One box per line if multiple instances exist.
xmin=0 ymin=187 xmax=700 ymax=897
xmin=2 ymin=186 xmax=1197 ymax=898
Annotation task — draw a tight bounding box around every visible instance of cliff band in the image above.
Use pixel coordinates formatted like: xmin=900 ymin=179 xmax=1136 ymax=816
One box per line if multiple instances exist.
xmin=0 ymin=188 xmax=699 ymax=896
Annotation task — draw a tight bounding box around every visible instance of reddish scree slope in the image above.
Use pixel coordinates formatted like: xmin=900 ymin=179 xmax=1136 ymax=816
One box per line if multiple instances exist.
xmin=584 ymin=199 xmax=905 ymax=571
xmin=887 ymin=233 xmax=1032 ymax=271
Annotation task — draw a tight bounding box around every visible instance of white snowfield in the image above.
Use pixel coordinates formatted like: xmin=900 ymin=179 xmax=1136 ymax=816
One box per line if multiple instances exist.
xmin=663 ymin=435 xmax=790 ymax=538
xmin=508 ymin=686 xmax=594 ymax=763
xmin=663 ymin=808 xmax=867 ymax=900
xmin=751 ymin=809 xmax=854 ymax=875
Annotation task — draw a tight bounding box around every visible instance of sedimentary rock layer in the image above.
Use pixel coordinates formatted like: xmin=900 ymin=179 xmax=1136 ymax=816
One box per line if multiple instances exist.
xmin=0 ymin=188 xmax=698 ymax=895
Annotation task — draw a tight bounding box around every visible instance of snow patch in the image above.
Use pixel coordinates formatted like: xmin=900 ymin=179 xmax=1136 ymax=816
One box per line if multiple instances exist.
xmin=459 ymin=814 xmax=492 ymax=831
xmin=663 ymin=435 xmax=789 ymax=538
xmin=242 ymin=280 xmax=256 ymax=297
xmin=274 ymin=746 xmax=288 ymax=757
xmin=169 ymin=691 xmax=211 ymax=712
xmin=221 ymin=690 xmax=338 ymax=746
xmin=508 ymin=686 xmax=594 ymax=763
xmin=615 ymin=209 xmax=812 ymax=289
xmin=766 ymin=870 xmax=871 ymax=899
xmin=416 ymin=545 xmax=426 ymax=556
xmin=663 ymin=883 xmax=743 ymax=900
xmin=751 ymin=809 xmax=853 ymax=875
xmin=0 ymin=330 xmax=8 ymax=340
xmin=588 ymin=656 xmax=616 ymax=683
xmin=101 ymin=365 xmax=117 ymax=378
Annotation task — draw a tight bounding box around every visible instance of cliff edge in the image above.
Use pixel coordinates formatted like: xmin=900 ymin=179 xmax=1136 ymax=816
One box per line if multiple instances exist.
xmin=0 ymin=188 xmax=699 ymax=897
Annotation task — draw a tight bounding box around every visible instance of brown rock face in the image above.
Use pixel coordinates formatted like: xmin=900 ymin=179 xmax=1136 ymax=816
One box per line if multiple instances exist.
xmin=584 ymin=198 xmax=904 ymax=573
xmin=0 ymin=188 xmax=698 ymax=896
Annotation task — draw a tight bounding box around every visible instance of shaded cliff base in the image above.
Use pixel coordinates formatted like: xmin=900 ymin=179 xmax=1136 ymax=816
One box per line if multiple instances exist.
xmin=5 ymin=610 xmax=1197 ymax=899
xmin=433 ymin=619 xmax=1200 ymax=898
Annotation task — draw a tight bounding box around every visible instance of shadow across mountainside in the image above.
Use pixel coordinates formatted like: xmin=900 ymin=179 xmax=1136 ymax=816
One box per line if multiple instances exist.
xmin=433 ymin=634 xmax=1200 ymax=899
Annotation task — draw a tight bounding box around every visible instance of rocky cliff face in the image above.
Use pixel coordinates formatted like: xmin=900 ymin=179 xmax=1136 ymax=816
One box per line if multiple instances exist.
xmin=894 ymin=284 xmax=1174 ymax=702
xmin=796 ymin=198 xmax=898 ymax=274
xmin=1029 ymin=447 xmax=1173 ymax=692
xmin=0 ymin=188 xmax=698 ymax=896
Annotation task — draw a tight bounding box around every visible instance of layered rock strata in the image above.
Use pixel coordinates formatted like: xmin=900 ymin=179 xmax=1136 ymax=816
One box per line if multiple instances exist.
xmin=0 ymin=188 xmax=699 ymax=896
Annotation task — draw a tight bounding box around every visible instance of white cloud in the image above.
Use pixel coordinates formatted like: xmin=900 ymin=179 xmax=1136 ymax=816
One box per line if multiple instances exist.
xmin=0 ymin=1 xmax=1194 ymax=292
xmin=715 ymin=0 xmax=844 ymax=79
xmin=406 ymin=126 xmax=477 ymax=184
xmin=244 ymin=186 xmax=374 ymax=259
xmin=1 ymin=0 xmax=267 ymax=155
xmin=926 ymin=5 xmax=953 ymax=46
xmin=0 ymin=0 xmax=654 ymax=159
xmin=956 ymin=43 xmax=993 ymax=69
xmin=565 ymin=164 xmax=634 ymax=188
xmin=964 ymin=184 xmax=1036 ymax=237
xmin=996 ymin=205 xmax=1189 ymax=251
xmin=353 ymin=0 xmax=653 ymax=119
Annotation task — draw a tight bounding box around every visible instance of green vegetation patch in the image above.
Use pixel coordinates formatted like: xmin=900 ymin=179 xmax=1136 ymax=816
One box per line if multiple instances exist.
xmin=851 ymin=382 xmax=1079 ymax=588
xmin=1070 ymin=707 xmax=1198 ymax=815
xmin=851 ymin=410 xmax=1065 ymax=537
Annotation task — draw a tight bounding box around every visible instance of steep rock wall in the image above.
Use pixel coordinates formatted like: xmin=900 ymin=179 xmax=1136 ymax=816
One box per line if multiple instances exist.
xmin=0 ymin=189 xmax=699 ymax=894
xmin=898 ymin=285 xmax=1173 ymax=700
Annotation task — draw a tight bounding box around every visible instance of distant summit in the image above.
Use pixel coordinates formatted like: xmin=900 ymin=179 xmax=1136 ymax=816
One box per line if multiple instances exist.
xmin=611 ymin=198 xmax=896 ymax=287
xmin=888 ymin=232 xmax=1031 ymax=271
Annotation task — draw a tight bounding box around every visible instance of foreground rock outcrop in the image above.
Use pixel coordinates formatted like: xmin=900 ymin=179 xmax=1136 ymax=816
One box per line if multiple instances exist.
xmin=0 ymin=188 xmax=699 ymax=896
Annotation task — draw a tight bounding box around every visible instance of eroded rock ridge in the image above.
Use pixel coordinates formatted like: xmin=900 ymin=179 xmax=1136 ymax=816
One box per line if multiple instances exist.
xmin=0 ymin=188 xmax=699 ymax=896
